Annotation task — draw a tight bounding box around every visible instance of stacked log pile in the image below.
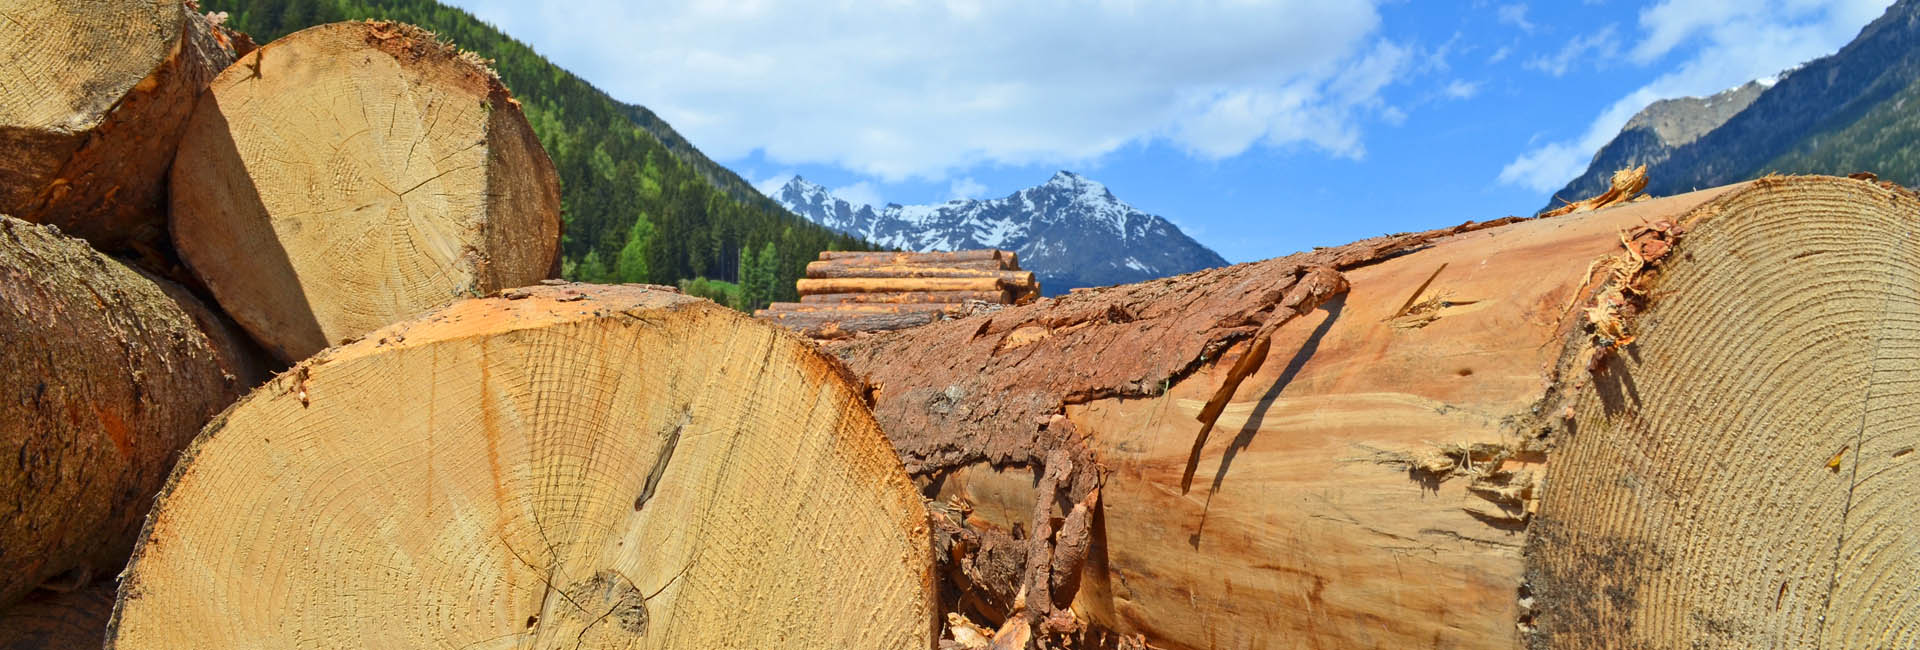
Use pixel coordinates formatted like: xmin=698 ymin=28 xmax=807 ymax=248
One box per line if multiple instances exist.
xmin=8 ymin=2 xmax=1920 ymax=649
xmin=5 ymin=6 xmax=933 ymax=649
xmin=759 ymin=249 xmax=1041 ymax=340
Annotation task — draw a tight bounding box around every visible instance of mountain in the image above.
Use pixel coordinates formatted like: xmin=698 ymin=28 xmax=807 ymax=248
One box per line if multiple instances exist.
xmin=1549 ymin=0 xmax=1920 ymax=208
xmin=774 ymin=171 xmax=1228 ymax=294
xmin=199 ymin=0 xmax=871 ymax=308
xmin=1547 ymin=78 xmax=1775 ymax=206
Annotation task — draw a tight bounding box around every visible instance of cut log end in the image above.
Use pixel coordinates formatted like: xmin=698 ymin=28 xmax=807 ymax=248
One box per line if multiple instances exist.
xmin=170 ymin=20 xmax=562 ymax=363
xmin=836 ymin=176 xmax=1920 ymax=648
xmin=0 ymin=0 xmax=236 ymax=252
xmin=107 ymin=284 xmax=935 ymax=649
xmin=1527 ymin=176 xmax=1920 ymax=647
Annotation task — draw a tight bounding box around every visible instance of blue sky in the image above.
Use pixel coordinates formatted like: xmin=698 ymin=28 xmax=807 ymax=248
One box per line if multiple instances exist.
xmin=445 ymin=0 xmax=1892 ymax=263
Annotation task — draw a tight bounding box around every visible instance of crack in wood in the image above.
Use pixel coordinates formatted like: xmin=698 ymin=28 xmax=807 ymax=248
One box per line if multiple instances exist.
xmin=634 ymin=408 xmax=691 ymax=512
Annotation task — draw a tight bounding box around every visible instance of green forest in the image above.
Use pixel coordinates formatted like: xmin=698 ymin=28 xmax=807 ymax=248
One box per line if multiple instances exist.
xmin=200 ymin=0 xmax=874 ymax=309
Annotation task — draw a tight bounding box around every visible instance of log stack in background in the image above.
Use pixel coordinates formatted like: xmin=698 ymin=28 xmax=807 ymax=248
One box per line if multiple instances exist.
xmin=832 ymin=175 xmax=1920 ymax=649
xmin=759 ymin=249 xmax=1040 ymax=340
xmin=0 ymin=0 xmax=237 ymax=255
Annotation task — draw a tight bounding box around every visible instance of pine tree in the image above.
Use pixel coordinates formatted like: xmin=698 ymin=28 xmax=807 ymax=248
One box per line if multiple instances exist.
xmin=615 ymin=215 xmax=654 ymax=283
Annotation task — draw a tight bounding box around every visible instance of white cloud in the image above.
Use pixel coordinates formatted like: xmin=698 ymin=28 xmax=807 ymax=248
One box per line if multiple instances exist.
xmin=1499 ymin=0 xmax=1892 ymax=193
xmin=1497 ymin=4 xmax=1536 ymax=32
xmin=1488 ymin=45 xmax=1513 ymax=63
xmin=1443 ymin=79 xmax=1482 ymax=100
xmin=948 ymin=177 xmax=988 ymax=201
xmin=754 ymin=172 xmax=794 ymax=197
xmin=1525 ymin=25 xmax=1621 ymax=77
xmin=831 ymin=181 xmax=884 ymax=210
xmin=443 ymin=0 xmax=1403 ymax=181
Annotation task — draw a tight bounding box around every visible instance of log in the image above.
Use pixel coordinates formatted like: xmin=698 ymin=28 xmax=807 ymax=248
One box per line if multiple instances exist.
xmin=801 ymin=290 xmax=1012 ymax=305
xmin=756 ymin=309 xmax=946 ymax=339
xmin=0 ymin=216 xmax=264 ymax=608
xmin=0 ymin=582 xmax=116 ymax=650
xmin=806 ymin=262 xmax=1033 ymax=282
xmin=108 ymin=284 xmax=935 ymax=649
xmin=832 ymin=176 xmax=1920 ymax=648
xmin=762 ymin=302 xmax=962 ymax=315
xmin=169 ymin=21 xmax=563 ymax=363
xmin=798 ymin=277 xmax=1018 ymax=296
xmin=0 ymin=0 xmax=236 ymax=253
xmin=810 ymin=258 xmax=1010 ymax=272
xmin=819 ymin=249 xmax=1011 ymax=266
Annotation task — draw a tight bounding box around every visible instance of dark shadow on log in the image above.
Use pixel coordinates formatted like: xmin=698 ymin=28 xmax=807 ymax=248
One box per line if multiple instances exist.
xmin=1189 ymin=295 xmax=1346 ymax=547
xmin=176 ymin=101 xmax=323 ymax=362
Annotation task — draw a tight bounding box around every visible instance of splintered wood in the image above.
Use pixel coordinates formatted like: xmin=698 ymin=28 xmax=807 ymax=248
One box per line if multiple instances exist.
xmin=757 ymin=249 xmax=1040 ymax=340
xmin=107 ymin=285 xmax=936 ymax=649
xmin=833 ymin=176 xmax=1920 ymax=649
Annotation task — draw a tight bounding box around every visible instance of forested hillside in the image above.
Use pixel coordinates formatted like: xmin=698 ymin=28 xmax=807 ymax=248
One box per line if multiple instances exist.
xmin=200 ymin=0 xmax=873 ymax=308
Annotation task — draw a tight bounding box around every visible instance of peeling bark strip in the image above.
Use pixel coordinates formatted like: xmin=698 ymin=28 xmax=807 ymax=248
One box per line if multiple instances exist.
xmin=108 ymin=285 xmax=937 ymax=650
xmin=838 ymin=177 xmax=1920 ymax=649
xmin=169 ymin=20 xmax=562 ymax=363
xmin=0 ymin=216 xmax=263 ymax=610
xmin=0 ymin=0 xmax=237 ymax=255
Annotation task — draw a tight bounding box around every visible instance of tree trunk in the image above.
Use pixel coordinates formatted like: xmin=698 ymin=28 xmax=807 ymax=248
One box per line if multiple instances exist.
xmin=169 ymin=20 xmax=563 ymax=363
xmin=801 ymin=290 xmax=1012 ymax=304
xmin=831 ymin=176 xmax=1920 ymax=649
xmin=0 ymin=582 xmax=115 ymax=650
xmin=107 ymin=284 xmax=936 ymax=649
xmin=0 ymin=216 xmax=264 ymax=609
xmin=0 ymin=0 xmax=236 ymax=255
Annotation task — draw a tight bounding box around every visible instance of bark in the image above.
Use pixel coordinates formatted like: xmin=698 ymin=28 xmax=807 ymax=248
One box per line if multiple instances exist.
xmin=0 ymin=216 xmax=264 ymax=609
xmin=0 ymin=0 xmax=237 ymax=255
xmin=806 ymin=263 xmax=1036 ymax=283
xmin=108 ymin=284 xmax=936 ymax=649
xmin=798 ymin=277 xmax=1022 ymax=296
xmin=0 ymin=581 xmax=116 ymax=650
xmin=169 ymin=21 xmax=562 ymax=363
xmin=835 ymin=176 xmax=1920 ymax=648
xmin=801 ymin=290 xmax=1012 ymax=305
xmin=811 ymin=258 xmax=1010 ymax=272
xmin=761 ymin=302 xmax=964 ymax=315
xmin=822 ymin=250 xmax=1014 ymax=267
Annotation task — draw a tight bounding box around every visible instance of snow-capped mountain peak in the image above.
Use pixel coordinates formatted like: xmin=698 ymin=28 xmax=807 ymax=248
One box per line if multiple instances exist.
xmin=776 ymin=171 xmax=1226 ymax=295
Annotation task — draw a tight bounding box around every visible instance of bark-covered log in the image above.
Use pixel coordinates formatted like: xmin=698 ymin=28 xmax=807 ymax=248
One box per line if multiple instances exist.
xmin=757 ymin=308 xmax=946 ymax=340
xmin=821 ymin=250 xmax=1014 ymax=267
xmin=169 ymin=21 xmax=562 ymax=363
xmin=0 ymin=581 xmax=115 ymax=650
xmin=108 ymin=284 xmax=935 ymax=649
xmin=0 ymin=0 xmax=236 ymax=254
xmin=811 ymin=258 xmax=1010 ymax=273
xmin=801 ymin=290 xmax=1012 ymax=305
xmin=761 ymin=302 xmax=961 ymax=315
xmin=834 ymin=176 xmax=1920 ymax=648
xmin=0 ymin=216 xmax=264 ymax=609
xmin=805 ymin=263 xmax=1036 ymax=284
xmin=798 ymin=277 xmax=1023 ymax=296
